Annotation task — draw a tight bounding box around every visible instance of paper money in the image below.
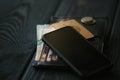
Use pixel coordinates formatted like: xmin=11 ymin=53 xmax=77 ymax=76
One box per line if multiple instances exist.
xmin=35 ymin=24 xmax=55 ymax=61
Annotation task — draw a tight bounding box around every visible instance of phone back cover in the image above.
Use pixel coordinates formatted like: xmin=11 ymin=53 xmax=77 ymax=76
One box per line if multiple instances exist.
xmin=42 ymin=26 xmax=112 ymax=77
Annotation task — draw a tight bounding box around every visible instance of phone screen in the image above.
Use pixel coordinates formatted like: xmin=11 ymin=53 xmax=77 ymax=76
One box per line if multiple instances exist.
xmin=42 ymin=26 xmax=111 ymax=77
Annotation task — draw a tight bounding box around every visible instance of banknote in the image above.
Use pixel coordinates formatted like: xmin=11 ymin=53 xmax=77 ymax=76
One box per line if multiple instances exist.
xmin=35 ymin=24 xmax=56 ymax=61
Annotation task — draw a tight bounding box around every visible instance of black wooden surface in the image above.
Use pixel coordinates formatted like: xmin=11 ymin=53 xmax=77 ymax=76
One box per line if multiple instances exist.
xmin=0 ymin=0 xmax=120 ymax=80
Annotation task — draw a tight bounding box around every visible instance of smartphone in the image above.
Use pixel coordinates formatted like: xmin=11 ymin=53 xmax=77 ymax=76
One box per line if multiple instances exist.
xmin=42 ymin=26 xmax=112 ymax=77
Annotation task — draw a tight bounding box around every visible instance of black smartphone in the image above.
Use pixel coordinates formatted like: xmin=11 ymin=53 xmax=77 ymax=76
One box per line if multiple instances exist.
xmin=42 ymin=26 xmax=112 ymax=77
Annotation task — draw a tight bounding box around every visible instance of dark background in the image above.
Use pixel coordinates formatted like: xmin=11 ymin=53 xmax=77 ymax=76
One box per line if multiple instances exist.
xmin=0 ymin=0 xmax=120 ymax=80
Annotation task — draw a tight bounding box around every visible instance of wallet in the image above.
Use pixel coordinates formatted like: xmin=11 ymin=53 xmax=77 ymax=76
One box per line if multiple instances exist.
xmin=32 ymin=17 xmax=104 ymax=70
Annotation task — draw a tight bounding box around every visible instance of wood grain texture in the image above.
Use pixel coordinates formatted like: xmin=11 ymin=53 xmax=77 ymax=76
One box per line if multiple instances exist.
xmin=0 ymin=3 xmax=34 ymax=80
xmin=0 ymin=0 xmax=120 ymax=80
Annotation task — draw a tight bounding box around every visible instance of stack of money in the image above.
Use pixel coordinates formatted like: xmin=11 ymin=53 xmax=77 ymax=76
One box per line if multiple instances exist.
xmin=33 ymin=24 xmax=64 ymax=68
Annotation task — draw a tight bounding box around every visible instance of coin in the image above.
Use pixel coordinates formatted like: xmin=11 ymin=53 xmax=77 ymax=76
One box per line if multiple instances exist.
xmin=81 ymin=16 xmax=96 ymax=24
